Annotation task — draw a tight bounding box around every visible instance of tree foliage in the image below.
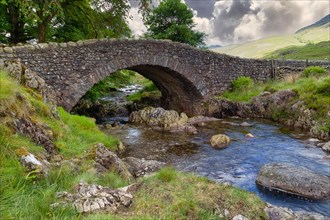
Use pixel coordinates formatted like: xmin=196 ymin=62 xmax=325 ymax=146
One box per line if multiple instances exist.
xmin=144 ymin=0 xmax=205 ymax=47
xmin=0 ymin=0 xmax=151 ymax=44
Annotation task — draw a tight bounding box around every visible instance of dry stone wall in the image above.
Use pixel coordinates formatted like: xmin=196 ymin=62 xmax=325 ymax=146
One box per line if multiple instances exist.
xmin=0 ymin=39 xmax=329 ymax=115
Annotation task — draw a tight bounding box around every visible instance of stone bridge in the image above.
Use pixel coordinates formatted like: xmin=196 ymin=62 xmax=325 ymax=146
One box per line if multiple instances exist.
xmin=0 ymin=39 xmax=329 ymax=115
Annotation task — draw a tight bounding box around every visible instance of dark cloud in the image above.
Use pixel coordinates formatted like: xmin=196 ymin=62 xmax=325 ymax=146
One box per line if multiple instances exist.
xmin=185 ymin=0 xmax=215 ymax=18
xmin=212 ymin=0 xmax=253 ymax=43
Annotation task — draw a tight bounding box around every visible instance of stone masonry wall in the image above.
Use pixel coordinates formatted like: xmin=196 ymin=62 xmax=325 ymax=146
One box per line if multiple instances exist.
xmin=0 ymin=39 xmax=329 ymax=115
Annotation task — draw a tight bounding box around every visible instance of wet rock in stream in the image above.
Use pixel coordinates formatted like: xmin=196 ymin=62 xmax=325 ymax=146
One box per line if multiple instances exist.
xmin=256 ymin=163 xmax=330 ymax=200
xmin=129 ymin=107 xmax=197 ymax=134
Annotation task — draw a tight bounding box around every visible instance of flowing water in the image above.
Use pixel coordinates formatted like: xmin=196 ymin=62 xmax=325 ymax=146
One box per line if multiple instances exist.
xmin=100 ymin=87 xmax=330 ymax=217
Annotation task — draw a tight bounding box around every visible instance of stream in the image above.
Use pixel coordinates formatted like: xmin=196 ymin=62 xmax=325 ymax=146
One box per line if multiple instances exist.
xmin=99 ymin=85 xmax=330 ymax=217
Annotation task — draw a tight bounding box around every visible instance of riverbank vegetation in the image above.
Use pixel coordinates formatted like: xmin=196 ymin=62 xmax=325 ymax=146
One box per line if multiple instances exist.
xmin=0 ymin=70 xmax=267 ymax=219
xmin=220 ymin=66 xmax=330 ymax=138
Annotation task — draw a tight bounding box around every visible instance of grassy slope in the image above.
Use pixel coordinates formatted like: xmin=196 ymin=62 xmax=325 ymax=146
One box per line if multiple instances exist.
xmin=212 ymin=24 xmax=330 ymax=59
xmin=0 ymin=71 xmax=267 ymax=219
xmin=264 ymin=41 xmax=330 ymax=60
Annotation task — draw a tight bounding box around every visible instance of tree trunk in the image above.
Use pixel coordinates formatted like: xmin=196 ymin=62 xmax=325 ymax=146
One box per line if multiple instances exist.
xmin=8 ymin=4 xmax=25 ymax=44
xmin=37 ymin=22 xmax=47 ymax=43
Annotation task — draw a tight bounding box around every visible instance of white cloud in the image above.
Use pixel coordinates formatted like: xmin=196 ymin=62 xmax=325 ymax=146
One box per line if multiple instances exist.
xmin=127 ymin=7 xmax=146 ymax=37
xmin=211 ymin=0 xmax=329 ymax=45
xmin=128 ymin=0 xmax=329 ymax=46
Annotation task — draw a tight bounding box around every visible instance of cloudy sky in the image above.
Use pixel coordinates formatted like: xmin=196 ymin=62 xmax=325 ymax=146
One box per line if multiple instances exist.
xmin=128 ymin=0 xmax=330 ymax=46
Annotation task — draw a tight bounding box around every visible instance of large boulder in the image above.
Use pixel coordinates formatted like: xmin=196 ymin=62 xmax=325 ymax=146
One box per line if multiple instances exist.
xmin=256 ymin=163 xmax=330 ymax=200
xmin=210 ymin=134 xmax=231 ymax=149
xmin=129 ymin=107 xmax=197 ymax=133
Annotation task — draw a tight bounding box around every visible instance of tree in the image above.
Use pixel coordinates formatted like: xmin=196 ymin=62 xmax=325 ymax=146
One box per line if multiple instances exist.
xmin=54 ymin=0 xmax=132 ymax=42
xmin=0 ymin=0 xmax=152 ymax=44
xmin=144 ymin=0 xmax=205 ymax=47
xmin=0 ymin=0 xmax=35 ymax=44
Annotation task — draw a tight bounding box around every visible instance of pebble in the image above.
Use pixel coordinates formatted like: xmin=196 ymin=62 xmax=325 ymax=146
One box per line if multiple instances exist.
xmin=245 ymin=133 xmax=254 ymax=138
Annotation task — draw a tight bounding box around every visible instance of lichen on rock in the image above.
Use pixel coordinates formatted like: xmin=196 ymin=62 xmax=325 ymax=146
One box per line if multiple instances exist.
xmin=129 ymin=107 xmax=197 ymax=133
xmin=210 ymin=134 xmax=231 ymax=149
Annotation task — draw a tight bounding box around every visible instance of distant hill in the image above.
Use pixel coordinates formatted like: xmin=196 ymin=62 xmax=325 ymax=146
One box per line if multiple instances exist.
xmin=212 ymin=15 xmax=330 ymax=59
xmin=264 ymin=41 xmax=330 ymax=60
xmin=296 ymin=14 xmax=330 ymax=33
xmin=207 ymin=44 xmax=221 ymax=49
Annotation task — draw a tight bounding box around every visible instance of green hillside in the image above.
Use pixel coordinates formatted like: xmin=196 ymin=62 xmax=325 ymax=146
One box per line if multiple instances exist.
xmin=264 ymin=41 xmax=330 ymax=60
xmin=212 ymin=24 xmax=330 ymax=59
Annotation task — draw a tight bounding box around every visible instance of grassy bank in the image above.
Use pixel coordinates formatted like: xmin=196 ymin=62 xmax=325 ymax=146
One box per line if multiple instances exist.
xmin=220 ymin=67 xmax=330 ymax=137
xmin=264 ymin=41 xmax=330 ymax=60
xmin=0 ymin=70 xmax=267 ymax=219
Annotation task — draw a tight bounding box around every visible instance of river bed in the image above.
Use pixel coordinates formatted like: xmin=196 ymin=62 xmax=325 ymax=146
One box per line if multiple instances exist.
xmin=99 ymin=87 xmax=330 ymax=217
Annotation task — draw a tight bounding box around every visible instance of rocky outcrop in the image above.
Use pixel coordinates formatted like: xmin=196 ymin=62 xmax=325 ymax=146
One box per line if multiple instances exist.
xmin=210 ymin=134 xmax=231 ymax=149
xmin=129 ymin=107 xmax=197 ymax=133
xmin=123 ymin=157 xmax=166 ymax=177
xmin=93 ymin=143 xmax=133 ymax=181
xmin=53 ymin=181 xmax=133 ymax=213
xmin=13 ymin=118 xmax=57 ymax=157
xmin=2 ymin=59 xmax=55 ymax=102
xmin=256 ymin=163 xmax=330 ymax=200
xmin=209 ymin=90 xmax=330 ymax=141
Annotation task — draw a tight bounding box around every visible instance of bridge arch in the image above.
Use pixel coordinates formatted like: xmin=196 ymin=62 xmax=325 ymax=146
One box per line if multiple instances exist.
xmin=1 ymin=38 xmax=327 ymax=115
xmin=73 ymin=62 xmax=206 ymax=115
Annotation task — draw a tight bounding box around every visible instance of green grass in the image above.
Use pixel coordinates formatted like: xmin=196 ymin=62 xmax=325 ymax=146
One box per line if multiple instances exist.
xmin=82 ymin=69 xmax=136 ymax=101
xmin=222 ymin=75 xmax=330 ymax=113
xmin=45 ymin=107 xmax=119 ymax=157
xmin=264 ymin=41 xmax=330 ymax=60
xmin=0 ymin=70 xmax=130 ymax=219
xmin=115 ymin=168 xmax=267 ymax=220
xmin=0 ymin=69 xmax=269 ymax=219
xmin=127 ymin=82 xmax=161 ymax=101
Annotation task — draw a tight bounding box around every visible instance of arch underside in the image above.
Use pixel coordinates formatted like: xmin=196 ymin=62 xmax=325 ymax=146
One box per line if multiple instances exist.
xmin=127 ymin=65 xmax=204 ymax=115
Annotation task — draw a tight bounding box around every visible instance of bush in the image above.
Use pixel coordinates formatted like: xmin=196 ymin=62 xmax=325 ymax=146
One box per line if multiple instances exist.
xmin=316 ymin=77 xmax=330 ymax=95
xmin=232 ymin=76 xmax=254 ymax=91
xmin=302 ymin=66 xmax=327 ymax=78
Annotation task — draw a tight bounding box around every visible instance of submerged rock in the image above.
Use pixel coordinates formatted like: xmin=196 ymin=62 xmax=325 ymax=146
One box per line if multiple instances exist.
xmin=187 ymin=115 xmax=220 ymax=125
xmin=210 ymin=134 xmax=231 ymax=149
xmin=256 ymin=163 xmax=330 ymax=200
xmin=129 ymin=107 xmax=197 ymax=133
